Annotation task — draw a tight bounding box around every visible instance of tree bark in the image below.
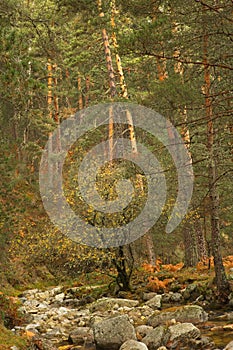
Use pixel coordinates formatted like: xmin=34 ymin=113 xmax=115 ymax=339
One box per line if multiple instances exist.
xmin=102 ymin=28 xmax=117 ymax=98
xmin=78 ymin=76 xmax=83 ymax=110
xmin=85 ymin=75 xmax=90 ymax=107
xmin=183 ymin=224 xmax=198 ymax=267
xmin=203 ymin=32 xmax=230 ymax=298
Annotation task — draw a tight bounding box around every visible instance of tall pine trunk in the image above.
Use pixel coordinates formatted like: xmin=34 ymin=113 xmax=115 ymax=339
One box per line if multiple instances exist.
xmin=203 ymin=32 xmax=230 ymax=299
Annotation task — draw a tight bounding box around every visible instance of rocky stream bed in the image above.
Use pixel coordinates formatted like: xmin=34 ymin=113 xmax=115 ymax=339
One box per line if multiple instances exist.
xmin=10 ymin=284 xmax=233 ymax=350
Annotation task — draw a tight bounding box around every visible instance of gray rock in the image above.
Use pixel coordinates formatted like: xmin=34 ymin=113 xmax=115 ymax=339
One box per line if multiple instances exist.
xmin=92 ymin=314 xmax=136 ymax=350
xmin=170 ymin=292 xmax=182 ymax=303
xmin=136 ymin=325 xmax=153 ymax=339
xmin=182 ymin=283 xmax=197 ymax=300
xmin=224 ymin=341 xmax=233 ymax=350
xmin=49 ymin=286 xmax=63 ymax=296
xmin=148 ymin=305 xmax=208 ymax=327
xmin=142 ymin=326 xmax=166 ymax=350
xmin=57 ymin=306 xmax=69 ymax=315
xmin=189 ymin=336 xmax=216 ymax=350
xmin=24 ymin=299 xmax=40 ymax=309
xmin=164 ymin=322 xmax=201 ymax=347
xmin=68 ymin=327 xmax=94 ymax=345
xmin=184 ymin=283 xmax=197 ymax=293
xmin=63 ymin=298 xmax=80 ymax=307
xmin=36 ymin=291 xmax=51 ymax=300
xmin=145 ymin=295 xmax=162 ymax=310
xmin=55 ymin=292 xmax=65 ymax=302
xmin=162 ymin=292 xmax=182 ymax=304
xmin=25 ymin=323 xmax=41 ymax=331
xmin=143 ymin=293 xmax=157 ymax=301
xmin=119 ymin=340 xmax=148 ymax=350
xmin=90 ymin=297 xmax=139 ymax=312
xmin=37 ymin=302 xmax=49 ymax=310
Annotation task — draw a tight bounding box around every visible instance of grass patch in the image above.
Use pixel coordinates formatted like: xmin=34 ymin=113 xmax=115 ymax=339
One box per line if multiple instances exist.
xmin=0 ymin=324 xmax=27 ymax=350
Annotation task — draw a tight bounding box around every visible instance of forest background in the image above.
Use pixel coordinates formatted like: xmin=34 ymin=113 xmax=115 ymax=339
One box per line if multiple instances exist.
xmin=0 ymin=0 xmax=232 ymax=297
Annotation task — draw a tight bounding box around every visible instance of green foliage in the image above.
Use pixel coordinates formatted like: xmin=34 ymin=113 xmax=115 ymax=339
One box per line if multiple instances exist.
xmin=0 ymin=0 xmax=232 ymax=289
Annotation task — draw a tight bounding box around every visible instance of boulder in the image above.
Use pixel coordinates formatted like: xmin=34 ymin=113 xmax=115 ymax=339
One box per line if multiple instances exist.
xmin=92 ymin=314 xmax=136 ymax=350
xmin=142 ymin=326 xmax=166 ymax=350
xmin=224 ymin=341 xmax=233 ymax=350
xmin=145 ymin=295 xmax=162 ymax=310
xmin=90 ymin=297 xmax=139 ymax=312
xmin=164 ymin=322 xmax=200 ymax=348
xmin=148 ymin=305 xmax=208 ymax=327
xmin=119 ymin=340 xmax=148 ymax=350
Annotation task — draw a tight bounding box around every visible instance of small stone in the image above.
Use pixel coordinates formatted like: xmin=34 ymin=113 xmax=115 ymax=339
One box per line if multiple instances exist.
xmin=25 ymin=323 xmax=41 ymax=330
xmin=119 ymin=339 xmax=148 ymax=350
xmin=143 ymin=293 xmax=157 ymax=301
xmin=162 ymin=292 xmax=182 ymax=304
xmin=55 ymin=293 xmax=65 ymax=302
xmin=135 ymin=325 xmax=153 ymax=339
xmin=223 ymin=324 xmax=233 ymax=331
xmin=145 ymin=295 xmax=162 ymax=310
xmin=57 ymin=306 xmax=69 ymax=315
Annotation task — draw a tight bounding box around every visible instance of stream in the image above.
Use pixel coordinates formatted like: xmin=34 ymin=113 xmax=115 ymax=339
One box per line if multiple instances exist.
xmin=14 ymin=286 xmax=233 ymax=349
xmin=200 ymin=314 xmax=233 ymax=349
